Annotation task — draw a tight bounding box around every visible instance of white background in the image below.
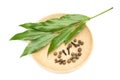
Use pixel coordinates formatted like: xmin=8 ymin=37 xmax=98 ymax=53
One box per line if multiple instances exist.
xmin=0 ymin=0 xmax=120 ymax=80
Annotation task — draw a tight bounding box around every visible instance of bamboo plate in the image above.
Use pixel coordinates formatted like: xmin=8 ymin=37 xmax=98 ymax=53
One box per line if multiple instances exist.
xmin=32 ymin=13 xmax=93 ymax=73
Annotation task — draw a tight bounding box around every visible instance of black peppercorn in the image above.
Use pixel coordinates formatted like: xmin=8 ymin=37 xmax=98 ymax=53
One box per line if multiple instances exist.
xmin=78 ymin=40 xmax=82 ymax=44
xmin=59 ymin=62 xmax=62 ymax=65
xmin=72 ymin=59 xmax=76 ymax=63
xmin=80 ymin=41 xmax=84 ymax=45
xmin=71 ymin=52 xmax=75 ymax=56
xmin=54 ymin=52 xmax=57 ymax=56
xmin=59 ymin=51 xmax=62 ymax=55
xmin=78 ymin=40 xmax=84 ymax=45
xmin=78 ymin=48 xmax=82 ymax=52
xmin=58 ymin=55 xmax=61 ymax=58
xmin=54 ymin=59 xmax=58 ymax=63
xmin=76 ymin=44 xmax=80 ymax=47
xmin=68 ymin=43 xmax=72 ymax=48
xmin=75 ymin=56 xmax=79 ymax=59
xmin=67 ymin=59 xmax=71 ymax=63
xmin=73 ymin=39 xmax=77 ymax=42
xmin=62 ymin=60 xmax=66 ymax=65
xmin=78 ymin=53 xmax=82 ymax=56
xmin=70 ymin=57 xmax=73 ymax=60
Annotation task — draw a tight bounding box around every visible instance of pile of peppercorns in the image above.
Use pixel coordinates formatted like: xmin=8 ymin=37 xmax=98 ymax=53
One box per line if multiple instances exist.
xmin=53 ymin=39 xmax=84 ymax=65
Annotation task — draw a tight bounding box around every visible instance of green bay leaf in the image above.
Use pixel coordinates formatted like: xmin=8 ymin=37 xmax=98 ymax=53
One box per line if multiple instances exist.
xmin=20 ymin=33 xmax=57 ymax=57
xmin=65 ymin=23 xmax=86 ymax=43
xmin=48 ymin=26 xmax=74 ymax=55
xmin=19 ymin=23 xmax=37 ymax=29
xmin=10 ymin=30 xmax=50 ymax=40
xmin=20 ymin=14 xmax=89 ymax=32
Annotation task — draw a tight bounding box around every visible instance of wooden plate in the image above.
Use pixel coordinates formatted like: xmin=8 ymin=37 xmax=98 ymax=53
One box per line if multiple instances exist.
xmin=32 ymin=14 xmax=93 ymax=73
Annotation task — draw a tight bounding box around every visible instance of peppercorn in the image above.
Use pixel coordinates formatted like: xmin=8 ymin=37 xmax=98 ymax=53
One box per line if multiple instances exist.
xmin=54 ymin=52 xmax=57 ymax=56
xmin=75 ymin=56 xmax=79 ymax=59
xmin=59 ymin=51 xmax=62 ymax=55
xmin=78 ymin=40 xmax=82 ymax=44
xmin=58 ymin=55 xmax=61 ymax=58
xmin=78 ymin=53 xmax=82 ymax=56
xmin=70 ymin=57 xmax=73 ymax=60
xmin=78 ymin=40 xmax=84 ymax=45
xmin=76 ymin=44 xmax=80 ymax=47
xmin=78 ymin=47 xmax=82 ymax=52
xmin=54 ymin=59 xmax=58 ymax=63
xmin=73 ymin=39 xmax=77 ymax=42
xmin=72 ymin=59 xmax=76 ymax=63
xmin=74 ymin=53 xmax=78 ymax=56
xmin=71 ymin=52 xmax=75 ymax=56
xmin=59 ymin=62 xmax=62 ymax=65
xmin=62 ymin=60 xmax=66 ymax=65
xmin=80 ymin=41 xmax=84 ymax=45
xmin=67 ymin=43 xmax=72 ymax=48
xmin=67 ymin=59 xmax=71 ymax=63
xmin=59 ymin=59 xmax=62 ymax=62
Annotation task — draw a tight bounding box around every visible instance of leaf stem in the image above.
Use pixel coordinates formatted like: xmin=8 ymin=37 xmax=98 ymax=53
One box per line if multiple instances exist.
xmin=90 ymin=7 xmax=113 ymax=19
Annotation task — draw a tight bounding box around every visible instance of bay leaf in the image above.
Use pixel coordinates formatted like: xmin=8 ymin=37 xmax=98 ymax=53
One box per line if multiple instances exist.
xmin=20 ymin=33 xmax=57 ymax=57
xmin=10 ymin=30 xmax=50 ymax=40
xmin=19 ymin=23 xmax=37 ymax=29
xmin=64 ymin=23 xmax=86 ymax=43
xmin=20 ymin=14 xmax=89 ymax=32
xmin=48 ymin=26 xmax=74 ymax=55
